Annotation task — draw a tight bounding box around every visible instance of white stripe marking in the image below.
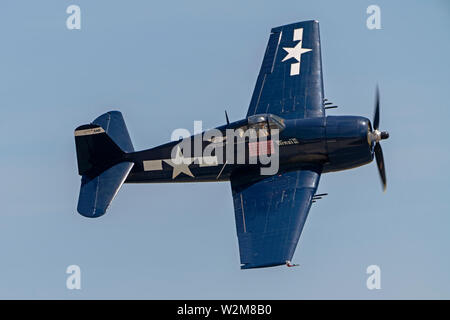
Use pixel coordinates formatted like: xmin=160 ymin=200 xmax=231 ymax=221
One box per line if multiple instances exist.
xmin=198 ymin=156 xmax=218 ymax=167
xmin=74 ymin=127 xmax=105 ymax=136
xmin=290 ymin=62 xmax=300 ymax=76
xmin=293 ymin=28 xmax=303 ymax=41
xmin=143 ymin=160 xmax=163 ymax=171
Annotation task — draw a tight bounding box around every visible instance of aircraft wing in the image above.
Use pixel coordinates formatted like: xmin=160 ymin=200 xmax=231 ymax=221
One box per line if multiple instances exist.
xmin=246 ymin=20 xmax=324 ymax=119
xmin=231 ymin=168 xmax=321 ymax=269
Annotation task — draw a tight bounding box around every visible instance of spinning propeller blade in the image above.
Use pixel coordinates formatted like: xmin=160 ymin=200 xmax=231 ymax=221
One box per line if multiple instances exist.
xmin=374 ymin=143 xmax=387 ymax=191
xmin=373 ymin=85 xmax=380 ymax=130
xmin=370 ymin=85 xmax=389 ymax=191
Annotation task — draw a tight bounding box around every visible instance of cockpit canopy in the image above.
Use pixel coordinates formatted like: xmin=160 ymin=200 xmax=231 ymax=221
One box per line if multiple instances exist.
xmin=233 ymin=113 xmax=286 ymax=138
xmin=247 ymin=113 xmax=286 ymax=131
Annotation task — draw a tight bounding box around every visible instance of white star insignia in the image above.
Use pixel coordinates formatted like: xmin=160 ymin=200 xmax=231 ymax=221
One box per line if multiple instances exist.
xmin=281 ymin=28 xmax=312 ymax=76
xmin=282 ymin=41 xmax=312 ymax=63
xmin=164 ymin=146 xmax=194 ymax=179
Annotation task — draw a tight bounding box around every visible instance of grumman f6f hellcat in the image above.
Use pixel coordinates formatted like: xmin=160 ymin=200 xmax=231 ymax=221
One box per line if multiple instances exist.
xmin=74 ymin=20 xmax=389 ymax=269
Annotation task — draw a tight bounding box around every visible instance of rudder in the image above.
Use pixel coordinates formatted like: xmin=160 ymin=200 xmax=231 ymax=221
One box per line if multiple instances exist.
xmin=74 ymin=124 xmax=124 ymax=177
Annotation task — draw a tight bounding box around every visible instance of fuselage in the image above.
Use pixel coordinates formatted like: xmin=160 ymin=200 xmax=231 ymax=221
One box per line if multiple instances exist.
xmin=125 ymin=114 xmax=374 ymax=184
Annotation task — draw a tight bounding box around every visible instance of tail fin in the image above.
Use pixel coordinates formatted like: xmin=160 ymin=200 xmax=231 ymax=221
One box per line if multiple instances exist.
xmin=74 ymin=111 xmax=134 ymax=218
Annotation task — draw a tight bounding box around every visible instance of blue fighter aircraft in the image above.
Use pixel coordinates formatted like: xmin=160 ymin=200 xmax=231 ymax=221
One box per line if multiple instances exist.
xmin=74 ymin=21 xmax=389 ymax=269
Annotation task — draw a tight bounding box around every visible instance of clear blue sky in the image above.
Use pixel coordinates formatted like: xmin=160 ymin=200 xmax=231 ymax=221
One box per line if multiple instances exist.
xmin=0 ymin=0 xmax=449 ymax=299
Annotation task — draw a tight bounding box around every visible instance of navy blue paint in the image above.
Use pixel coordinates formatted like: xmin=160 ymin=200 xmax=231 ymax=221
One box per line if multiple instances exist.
xmin=231 ymin=169 xmax=321 ymax=269
xmin=247 ymin=20 xmax=324 ymax=119
xmin=77 ymin=161 xmax=134 ymax=218
xmin=324 ymin=116 xmax=374 ymax=172
xmin=76 ymin=111 xmax=135 ymax=217
xmin=73 ymin=21 xmax=381 ymax=269
xmin=93 ymin=111 xmax=134 ymax=153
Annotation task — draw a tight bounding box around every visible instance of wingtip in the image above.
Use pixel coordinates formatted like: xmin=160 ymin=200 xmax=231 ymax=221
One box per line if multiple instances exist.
xmin=286 ymin=260 xmax=300 ymax=268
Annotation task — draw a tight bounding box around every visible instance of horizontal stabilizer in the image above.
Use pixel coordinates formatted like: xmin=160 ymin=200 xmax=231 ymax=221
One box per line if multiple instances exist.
xmin=77 ymin=161 xmax=134 ymax=218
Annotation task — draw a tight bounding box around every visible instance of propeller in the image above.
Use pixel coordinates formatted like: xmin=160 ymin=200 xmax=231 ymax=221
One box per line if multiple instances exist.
xmin=369 ymin=86 xmax=389 ymax=191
